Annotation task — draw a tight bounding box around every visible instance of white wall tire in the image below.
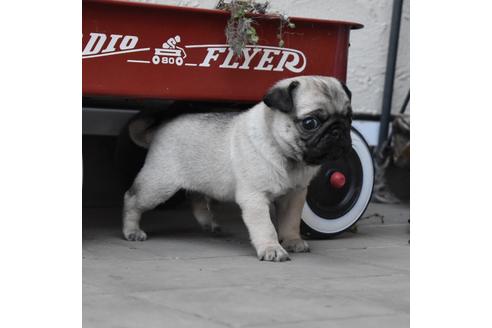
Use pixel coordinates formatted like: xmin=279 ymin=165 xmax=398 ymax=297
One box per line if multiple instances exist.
xmin=301 ymin=128 xmax=374 ymax=237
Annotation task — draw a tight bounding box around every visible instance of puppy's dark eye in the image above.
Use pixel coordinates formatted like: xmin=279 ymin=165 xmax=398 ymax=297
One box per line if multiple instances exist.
xmin=301 ymin=116 xmax=320 ymax=131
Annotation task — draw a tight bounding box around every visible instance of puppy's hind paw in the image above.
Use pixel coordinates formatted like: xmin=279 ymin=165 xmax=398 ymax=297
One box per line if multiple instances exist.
xmin=257 ymin=243 xmax=290 ymax=262
xmin=281 ymin=239 xmax=310 ymax=253
xmin=123 ymin=229 xmax=147 ymax=241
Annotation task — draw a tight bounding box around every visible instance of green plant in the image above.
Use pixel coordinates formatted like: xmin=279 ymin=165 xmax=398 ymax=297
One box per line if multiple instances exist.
xmin=277 ymin=13 xmax=296 ymax=48
xmin=216 ymin=0 xmax=295 ymax=56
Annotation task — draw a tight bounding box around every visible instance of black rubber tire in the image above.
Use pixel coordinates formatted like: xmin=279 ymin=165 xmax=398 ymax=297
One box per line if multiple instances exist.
xmin=301 ymin=128 xmax=374 ymax=239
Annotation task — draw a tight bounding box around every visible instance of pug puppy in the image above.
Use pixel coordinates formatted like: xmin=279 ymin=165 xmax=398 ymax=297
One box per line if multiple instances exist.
xmin=123 ymin=75 xmax=352 ymax=262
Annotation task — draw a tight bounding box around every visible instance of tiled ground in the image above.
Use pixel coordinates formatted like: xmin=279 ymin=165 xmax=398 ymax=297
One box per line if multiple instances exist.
xmin=83 ymin=202 xmax=409 ymax=328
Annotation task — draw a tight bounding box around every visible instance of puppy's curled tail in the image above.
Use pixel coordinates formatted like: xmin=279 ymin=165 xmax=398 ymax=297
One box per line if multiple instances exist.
xmin=128 ymin=116 xmax=156 ymax=149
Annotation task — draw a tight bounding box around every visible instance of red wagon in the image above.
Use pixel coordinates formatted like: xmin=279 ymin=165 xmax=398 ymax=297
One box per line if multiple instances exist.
xmin=82 ymin=0 xmax=373 ymax=237
xmin=82 ymin=0 xmax=362 ymax=101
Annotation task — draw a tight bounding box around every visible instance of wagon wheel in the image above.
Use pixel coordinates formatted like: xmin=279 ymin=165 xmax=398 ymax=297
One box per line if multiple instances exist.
xmin=301 ymin=128 xmax=374 ymax=238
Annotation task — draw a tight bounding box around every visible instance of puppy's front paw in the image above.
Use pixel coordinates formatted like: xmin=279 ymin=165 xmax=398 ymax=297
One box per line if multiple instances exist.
xmin=281 ymin=239 xmax=310 ymax=253
xmin=257 ymin=243 xmax=290 ymax=262
xmin=123 ymin=229 xmax=147 ymax=241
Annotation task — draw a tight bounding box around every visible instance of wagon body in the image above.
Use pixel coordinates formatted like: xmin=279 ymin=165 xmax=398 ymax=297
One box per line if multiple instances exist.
xmin=82 ymin=0 xmax=362 ymax=102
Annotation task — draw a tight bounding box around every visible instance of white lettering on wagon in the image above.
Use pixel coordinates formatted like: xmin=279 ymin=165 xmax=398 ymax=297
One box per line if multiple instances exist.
xmin=82 ymin=33 xmax=149 ymax=59
xmin=82 ymin=33 xmax=307 ymax=73
xmin=189 ymin=44 xmax=306 ymax=73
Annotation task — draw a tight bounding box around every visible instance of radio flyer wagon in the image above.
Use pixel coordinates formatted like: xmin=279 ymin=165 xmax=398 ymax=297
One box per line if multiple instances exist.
xmin=82 ymin=0 xmax=374 ymax=237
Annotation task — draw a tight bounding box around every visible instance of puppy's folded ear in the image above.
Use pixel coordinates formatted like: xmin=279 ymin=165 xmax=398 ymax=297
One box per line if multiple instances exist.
xmin=263 ymin=80 xmax=299 ymax=113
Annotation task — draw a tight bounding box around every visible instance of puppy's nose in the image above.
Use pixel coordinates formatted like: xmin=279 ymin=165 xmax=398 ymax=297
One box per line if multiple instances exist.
xmin=331 ymin=128 xmax=344 ymax=139
xmin=332 ymin=130 xmax=340 ymax=138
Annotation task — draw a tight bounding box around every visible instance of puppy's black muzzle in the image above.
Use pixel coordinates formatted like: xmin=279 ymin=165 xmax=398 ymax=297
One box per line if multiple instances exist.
xmin=303 ymin=118 xmax=352 ymax=165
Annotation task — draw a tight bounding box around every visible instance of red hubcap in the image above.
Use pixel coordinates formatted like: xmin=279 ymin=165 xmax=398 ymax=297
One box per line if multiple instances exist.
xmin=329 ymin=171 xmax=346 ymax=189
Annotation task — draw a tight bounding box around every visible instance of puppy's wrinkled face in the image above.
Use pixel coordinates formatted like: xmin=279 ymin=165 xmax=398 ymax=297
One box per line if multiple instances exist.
xmin=263 ymin=76 xmax=352 ymax=165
